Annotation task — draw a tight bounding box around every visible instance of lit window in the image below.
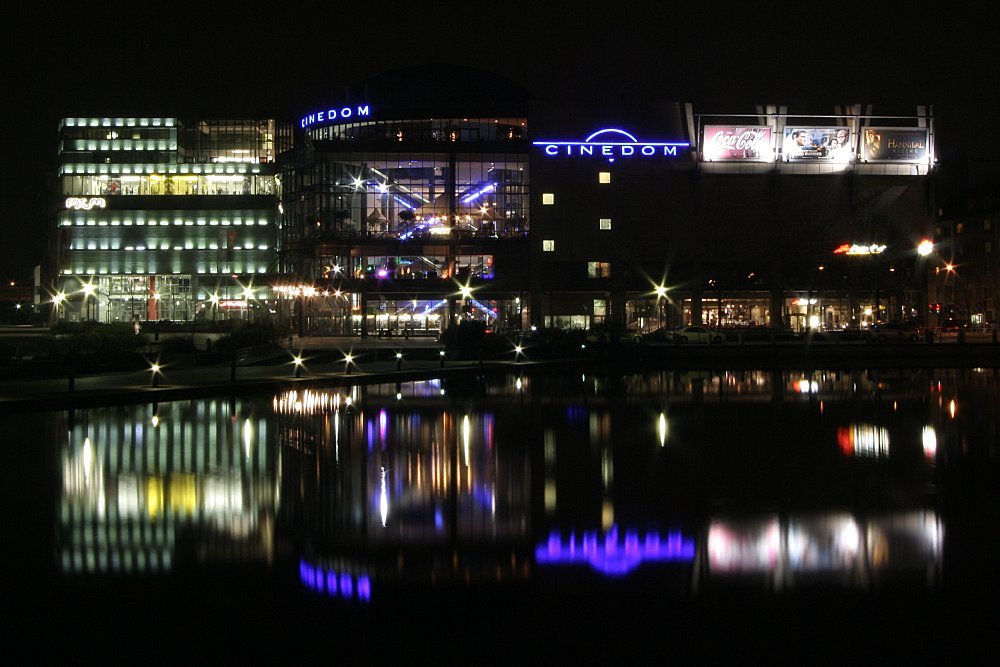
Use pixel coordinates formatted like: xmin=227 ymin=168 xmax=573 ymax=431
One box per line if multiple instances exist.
xmin=542 ymin=240 xmax=555 ymax=252
xmin=542 ymin=193 xmax=555 ymax=205
xmin=599 ymin=218 xmax=612 ymax=230
xmin=598 ymin=172 xmax=611 ymax=184
xmin=587 ymin=261 xmax=611 ymax=278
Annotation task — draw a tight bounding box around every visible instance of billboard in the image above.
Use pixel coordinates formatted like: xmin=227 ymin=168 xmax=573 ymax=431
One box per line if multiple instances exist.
xmin=861 ymin=127 xmax=929 ymax=162
xmin=702 ymin=125 xmax=772 ymax=161
xmin=782 ymin=127 xmax=853 ymax=161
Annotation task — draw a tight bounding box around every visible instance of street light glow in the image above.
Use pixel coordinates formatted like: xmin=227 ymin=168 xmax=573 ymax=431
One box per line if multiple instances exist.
xmin=917 ymin=240 xmax=934 ymax=256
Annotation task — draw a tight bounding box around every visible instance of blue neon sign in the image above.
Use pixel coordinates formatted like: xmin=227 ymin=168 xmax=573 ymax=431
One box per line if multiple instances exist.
xmin=300 ymin=104 xmax=372 ymax=129
xmin=536 ymin=525 xmax=695 ymax=576
xmin=533 ymin=127 xmax=689 ymax=162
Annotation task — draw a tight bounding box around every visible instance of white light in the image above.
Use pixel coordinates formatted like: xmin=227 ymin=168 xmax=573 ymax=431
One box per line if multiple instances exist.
xmin=922 ymin=425 xmax=937 ymax=460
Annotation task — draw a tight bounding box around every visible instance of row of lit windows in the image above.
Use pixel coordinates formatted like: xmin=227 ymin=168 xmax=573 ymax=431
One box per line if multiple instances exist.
xmin=62 ymin=265 xmax=270 ymax=275
xmin=62 ymin=174 xmax=276 ymax=197
xmin=308 ymin=118 xmax=528 ymax=142
xmin=69 ymin=243 xmax=270 ymax=250
xmin=62 ymin=117 xmax=175 ymax=128
xmin=61 ymin=163 xmax=269 ymax=175
xmin=61 ymin=218 xmax=269 ymax=226
xmin=65 ymin=139 xmax=176 ymax=151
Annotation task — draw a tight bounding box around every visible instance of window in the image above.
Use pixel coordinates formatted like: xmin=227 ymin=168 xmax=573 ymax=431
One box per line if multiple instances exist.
xmin=987 ymin=241 xmax=992 ymax=254
xmin=587 ymin=261 xmax=611 ymax=278
xmin=542 ymin=240 xmax=555 ymax=252
xmin=598 ymin=172 xmax=611 ymax=184
xmin=542 ymin=193 xmax=555 ymax=205
xmin=985 ymin=218 xmax=992 ymax=231
xmin=599 ymin=218 xmax=612 ymax=230
xmin=957 ymin=223 xmax=964 ymax=234
xmin=593 ymin=299 xmax=606 ymax=324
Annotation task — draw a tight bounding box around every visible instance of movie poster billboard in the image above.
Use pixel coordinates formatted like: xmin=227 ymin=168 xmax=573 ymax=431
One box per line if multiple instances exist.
xmin=782 ymin=127 xmax=853 ymax=161
xmin=702 ymin=125 xmax=772 ymax=161
xmin=861 ymin=127 xmax=929 ymax=162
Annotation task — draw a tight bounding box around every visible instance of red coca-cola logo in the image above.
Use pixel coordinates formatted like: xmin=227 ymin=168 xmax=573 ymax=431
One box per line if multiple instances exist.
xmin=710 ymin=129 xmax=766 ymax=149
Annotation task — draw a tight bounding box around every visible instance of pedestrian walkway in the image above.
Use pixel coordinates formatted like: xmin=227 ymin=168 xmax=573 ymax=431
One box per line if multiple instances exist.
xmin=0 ymin=336 xmax=543 ymax=412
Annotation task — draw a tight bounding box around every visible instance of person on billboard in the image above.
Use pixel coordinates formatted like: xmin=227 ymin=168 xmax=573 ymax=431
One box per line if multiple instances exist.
xmin=784 ymin=129 xmax=812 ymax=160
xmin=830 ymin=128 xmax=852 ymax=159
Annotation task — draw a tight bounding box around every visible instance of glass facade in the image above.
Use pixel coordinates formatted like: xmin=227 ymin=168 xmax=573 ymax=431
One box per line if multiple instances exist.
xmin=278 ymin=117 xmax=530 ymax=335
xmin=54 ymin=118 xmax=280 ymax=322
xmin=48 ymin=100 xmax=935 ymax=334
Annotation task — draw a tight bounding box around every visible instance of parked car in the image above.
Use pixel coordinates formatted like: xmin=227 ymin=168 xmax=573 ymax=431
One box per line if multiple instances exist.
xmin=636 ymin=327 xmax=672 ymax=344
xmin=866 ymin=322 xmax=920 ymax=342
xmin=670 ymin=325 xmax=726 ymax=344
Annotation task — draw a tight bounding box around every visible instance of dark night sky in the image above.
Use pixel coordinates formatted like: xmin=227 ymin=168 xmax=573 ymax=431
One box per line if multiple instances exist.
xmin=4 ymin=6 xmax=996 ymax=286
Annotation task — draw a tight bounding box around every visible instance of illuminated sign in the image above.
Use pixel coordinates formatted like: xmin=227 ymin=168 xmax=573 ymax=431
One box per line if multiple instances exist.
xmin=783 ymin=127 xmax=853 ymax=162
xmin=702 ymin=126 xmax=772 ymax=161
xmin=65 ymin=197 xmax=106 ymax=210
xmin=219 ymin=299 xmax=249 ymax=309
xmin=299 ymin=559 xmax=371 ymax=603
xmin=861 ymin=127 xmax=928 ymax=162
xmin=300 ymin=104 xmax=371 ymax=129
xmin=834 ymin=243 xmax=887 ymax=255
xmin=535 ymin=526 xmax=695 ymax=576
xmin=533 ymin=128 xmax=689 ymax=163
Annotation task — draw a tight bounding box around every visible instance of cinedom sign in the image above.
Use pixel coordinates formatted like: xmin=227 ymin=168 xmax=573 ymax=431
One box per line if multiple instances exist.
xmin=300 ymin=104 xmax=371 ymax=129
xmin=533 ymin=128 xmax=689 ymax=163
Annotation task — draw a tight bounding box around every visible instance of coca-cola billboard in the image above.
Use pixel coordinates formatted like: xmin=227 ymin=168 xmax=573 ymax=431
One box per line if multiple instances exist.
xmin=702 ymin=125 xmax=772 ymax=161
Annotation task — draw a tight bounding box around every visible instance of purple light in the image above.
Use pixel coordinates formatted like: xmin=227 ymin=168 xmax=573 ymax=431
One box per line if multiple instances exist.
xmin=299 ymin=559 xmax=371 ymax=604
xmin=535 ymin=526 xmax=695 ymax=576
xmin=340 ymin=574 xmax=353 ymax=598
xmin=377 ymin=268 xmax=388 ymax=278
xmin=357 ymin=576 xmax=371 ymax=602
xmin=391 ymin=195 xmax=416 ymax=210
xmin=460 ymin=182 xmax=497 ymax=204
xmin=326 ymin=571 xmax=338 ymax=594
xmin=468 ymin=298 xmax=498 ymax=319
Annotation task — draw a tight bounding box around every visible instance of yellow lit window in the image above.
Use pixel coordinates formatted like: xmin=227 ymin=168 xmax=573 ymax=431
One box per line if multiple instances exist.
xmin=599 ymin=218 xmax=612 ymax=230
xmin=542 ymin=240 xmax=555 ymax=252
xmin=542 ymin=193 xmax=555 ymax=205
xmin=598 ymin=172 xmax=611 ymax=184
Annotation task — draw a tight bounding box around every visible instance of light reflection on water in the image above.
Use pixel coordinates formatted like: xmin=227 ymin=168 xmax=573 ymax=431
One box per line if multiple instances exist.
xmin=24 ymin=368 xmax=1000 ymax=655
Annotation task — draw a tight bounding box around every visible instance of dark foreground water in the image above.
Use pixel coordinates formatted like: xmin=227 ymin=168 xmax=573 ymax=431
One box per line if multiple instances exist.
xmin=6 ymin=368 xmax=1000 ymax=661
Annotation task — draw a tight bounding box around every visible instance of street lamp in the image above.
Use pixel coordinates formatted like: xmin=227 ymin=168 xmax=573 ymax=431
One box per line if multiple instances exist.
xmin=51 ymin=291 xmax=66 ymax=323
xmin=149 ymin=361 xmax=161 ymax=387
xmin=292 ymin=354 xmax=304 ymax=378
xmin=513 ymin=344 xmax=524 ymax=363
xmin=653 ymin=283 xmax=669 ymax=331
xmin=344 ymin=353 xmax=354 ymax=375
xmin=395 ymin=351 xmax=403 ymax=371
xmin=81 ymin=281 xmax=97 ymax=322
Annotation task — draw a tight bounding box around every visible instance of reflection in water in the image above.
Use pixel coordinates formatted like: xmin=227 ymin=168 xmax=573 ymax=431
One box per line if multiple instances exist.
xmin=705 ymin=511 xmax=942 ymax=589
xmin=536 ymin=525 xmax=695 ymax=575
xmin=59 ymin=399 xmax=271 ymax=574
xmin=52 ymin=368 xmax=996 ymax=602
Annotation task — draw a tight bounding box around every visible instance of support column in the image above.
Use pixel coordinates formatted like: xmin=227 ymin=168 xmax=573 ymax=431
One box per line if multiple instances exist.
xmin=770 ymin=288 xmax=784 ymax=329
xmin=148 ymin=276 xmax=157 ymax=321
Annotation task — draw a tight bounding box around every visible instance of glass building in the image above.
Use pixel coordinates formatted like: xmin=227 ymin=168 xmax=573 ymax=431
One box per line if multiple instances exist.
xmin=50 ymin=70 xmax=940 ymax=334
xmin=54 ymin=117 xmax=282 ymax=323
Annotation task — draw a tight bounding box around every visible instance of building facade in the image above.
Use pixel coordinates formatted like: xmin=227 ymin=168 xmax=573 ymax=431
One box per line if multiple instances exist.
xmin=54 ymin=117 xmax=282 ymax=323
xmin=52 ymin=70 xmax=940 ymax=334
